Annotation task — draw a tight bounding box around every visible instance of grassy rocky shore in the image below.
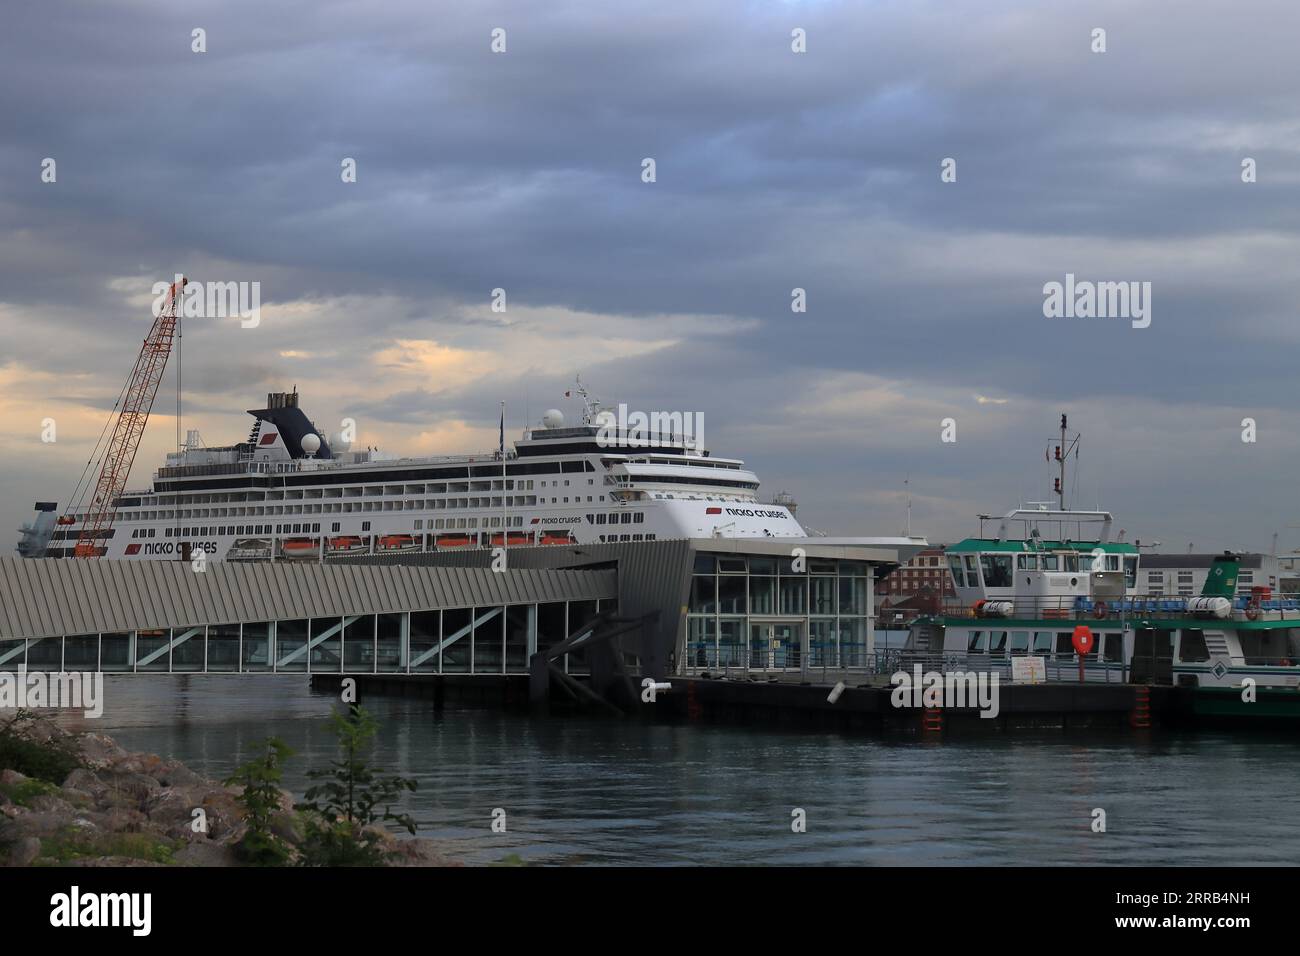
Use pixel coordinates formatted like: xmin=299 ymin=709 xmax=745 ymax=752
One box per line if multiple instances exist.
xmin=0 ymin=713 xmax=459 ymax=867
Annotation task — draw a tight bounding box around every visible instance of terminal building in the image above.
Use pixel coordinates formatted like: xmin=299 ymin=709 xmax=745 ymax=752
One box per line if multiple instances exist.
xmin=0 ymin=537 xmax=920 ymax=685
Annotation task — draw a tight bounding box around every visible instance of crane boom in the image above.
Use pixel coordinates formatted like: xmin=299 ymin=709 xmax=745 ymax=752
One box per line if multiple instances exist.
xmin=73 ymin=276 xmax=186 ymax=558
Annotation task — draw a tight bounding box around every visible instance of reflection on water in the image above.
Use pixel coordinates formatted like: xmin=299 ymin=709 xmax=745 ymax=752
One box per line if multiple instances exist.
xmin=51 ymin=676 xmax=1300 ymax=866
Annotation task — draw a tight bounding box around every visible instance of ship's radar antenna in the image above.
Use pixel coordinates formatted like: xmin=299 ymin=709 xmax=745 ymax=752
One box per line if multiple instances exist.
xmin=568 ymin=374 xmax=604 ymax=426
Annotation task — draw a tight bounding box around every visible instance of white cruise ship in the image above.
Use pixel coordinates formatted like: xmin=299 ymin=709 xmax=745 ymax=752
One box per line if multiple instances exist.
xmin=20 ymin=383 xmax=819 ymax=562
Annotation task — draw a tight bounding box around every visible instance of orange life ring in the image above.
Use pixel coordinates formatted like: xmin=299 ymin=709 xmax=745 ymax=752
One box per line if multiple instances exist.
xmin=1092 ymin=601 xmax=1108 ymax=619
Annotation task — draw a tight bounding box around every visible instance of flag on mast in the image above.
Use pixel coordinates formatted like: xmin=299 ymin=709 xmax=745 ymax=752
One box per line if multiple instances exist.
xmin=499 ymin=402 xmax=505 ymax=457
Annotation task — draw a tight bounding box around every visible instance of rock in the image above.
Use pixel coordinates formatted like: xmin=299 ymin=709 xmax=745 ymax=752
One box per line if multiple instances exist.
xmin=103 ymin=772 xmax=162 ymax=805
xmin=0 ymin=769 xmax=29 ymax=788
xmin=173 ymin=842 xmax=239 ymax=867
xmin=27 ymin=794 xmax=75 ymax=816
xmin=6 ymin=836 xmax=41 ymax=866
xmin=78 ymin=734 xmax=127 ymax=768
xmin=2 ymin=810 xmax=69 ymax=838
xmin=386 ymin=838 xmax=461 ymax=867
xmin=62 ymin=768 xmax=105 ymax=794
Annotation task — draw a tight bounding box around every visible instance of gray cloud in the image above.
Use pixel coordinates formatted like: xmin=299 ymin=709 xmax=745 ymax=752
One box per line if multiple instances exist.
xmin=2 ymin=0 xmax=1299 ymax=554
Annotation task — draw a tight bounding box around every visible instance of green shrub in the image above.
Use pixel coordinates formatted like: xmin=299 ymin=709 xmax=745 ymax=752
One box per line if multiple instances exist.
xmin=0 ymin=710 xmax=83 ymax=785
xmin=295 ymin=706 xmax=416 ymax=867
xmin=224 ymin=737 xmax=294 ymax=866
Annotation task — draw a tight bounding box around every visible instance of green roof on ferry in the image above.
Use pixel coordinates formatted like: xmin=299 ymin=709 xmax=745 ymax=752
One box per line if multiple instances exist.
xmin=946 ymin=539 xmax=1138 ymax=554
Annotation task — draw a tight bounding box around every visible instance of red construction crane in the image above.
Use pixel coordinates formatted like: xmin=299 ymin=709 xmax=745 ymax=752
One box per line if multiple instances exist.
xmin=73 ymin=276 xmax=186 ymax=558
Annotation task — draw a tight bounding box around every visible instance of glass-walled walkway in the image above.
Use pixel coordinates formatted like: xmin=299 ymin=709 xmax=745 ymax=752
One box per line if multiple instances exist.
xmin=0 ymin=598 xmax=613 ymax=675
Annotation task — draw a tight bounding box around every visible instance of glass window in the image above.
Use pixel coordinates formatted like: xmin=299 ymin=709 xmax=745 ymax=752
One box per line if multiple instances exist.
xmin=718 ymin=618 xmax=746 ymax=666
xmin=1102 ymin=633 xmax=1124 ymax=663
xmin=989 ymin=631 xmax=1008 ymax=655
xmin=1009 ymin=631 xmax=1029 ymax=654
xmin=839 ymin=577 xmax=865 ymax=615
xmin=967 ymin=631 xmax=987 ymax=653
xmin=810 ymin=575 xmax=836 ymax=614
xmin=1055 ymin=633 xmax=1075 ymax=658
xmin=963 ymin=555 xmax=979 ymax=588
xmin=690 ymin=575 xmax=717 ymax=613
xmin=750 ymin=576 xmax=776 ymax=615
xmin=1179 ymin=628 xmax=1209 ymax=663
xmin=980 ymin=554 xmax=1013 ymax=588
xmin=948 ymin=555 xmax=964 ymax=587
xmin=1040 ymin=554 xmax=1059 ymax=571
xmin=1063 ymin=553 xmax=1079 ymax=572
xmin=1123 ymin=556 xmax=1138 ymax=588
xmin=1016 ymin=554 xmax=1038 ymax=571
xmin=778 ymin=576 xmax=807 ymax=615
xmin=1032 ymin=631 xmax=1054 ymax=654
xmin=717 ymin=576 xmax=746 ymax=614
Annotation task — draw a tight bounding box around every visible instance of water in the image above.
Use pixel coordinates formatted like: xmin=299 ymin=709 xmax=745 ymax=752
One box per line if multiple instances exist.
xmin=54 ymin=676 xmax=1300 ymax=866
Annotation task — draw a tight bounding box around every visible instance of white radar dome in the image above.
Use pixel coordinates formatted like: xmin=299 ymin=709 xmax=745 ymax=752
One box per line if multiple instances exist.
xmin=300 ymin=433 xmax=322 ymax=456
xmin=542 ymin=409 xmax=565 ymax=429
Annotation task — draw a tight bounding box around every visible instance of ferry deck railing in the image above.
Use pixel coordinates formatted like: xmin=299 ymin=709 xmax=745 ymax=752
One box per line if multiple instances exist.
xmin=940 ymin=594 xmax=1300 ymax=622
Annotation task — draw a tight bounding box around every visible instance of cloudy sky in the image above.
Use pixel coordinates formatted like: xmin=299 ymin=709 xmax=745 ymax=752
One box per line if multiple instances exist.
xmin=3 ymin=0 xmax=1299 ymax=553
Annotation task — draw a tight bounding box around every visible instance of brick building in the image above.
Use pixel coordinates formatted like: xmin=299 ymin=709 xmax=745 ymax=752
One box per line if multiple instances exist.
xmin=877 ymin=546 xmax=955 ymax=626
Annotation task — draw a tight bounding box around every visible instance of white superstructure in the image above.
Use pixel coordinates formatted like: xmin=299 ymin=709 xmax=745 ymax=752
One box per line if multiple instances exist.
xmin=30 ymin=383 xmax=815 ymax=562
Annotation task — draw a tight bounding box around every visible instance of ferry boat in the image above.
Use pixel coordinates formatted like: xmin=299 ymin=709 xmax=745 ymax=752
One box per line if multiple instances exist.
xmin=904 ymin=419 xmax=1300 ymax=716
xmin=17 ymin=379 xmax=894 ymax=563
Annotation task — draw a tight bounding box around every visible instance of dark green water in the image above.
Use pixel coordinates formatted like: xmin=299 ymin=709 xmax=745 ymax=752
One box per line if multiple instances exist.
xmin=55 ymin=676 xmax=1300 ymax=866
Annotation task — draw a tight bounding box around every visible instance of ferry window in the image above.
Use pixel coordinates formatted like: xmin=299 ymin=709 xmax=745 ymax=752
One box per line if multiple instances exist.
xmin=1102 ymin=634 xmax=1123 ymax=663
xmin=1123 ymin=556 xmax=1138 ymax=588
xmin=362 ymin=521 xmax=371 ymax=531
xmin=331 ymin=522 xmax=340 ymax=532
xmin=1016 ymin=554 xmax=1038 ymax=571
xmin=148 ymin=529 xmax=155 ymax=538
xmin=967 ymin=631 xmax=987 ymax=653
xmin=963 ymin=555 xmax=979 ymax=588
xmin=1010 ymin=631 xmax=1029 ymax=654
xmin=1040 ymin=554 xmax=1059 ymax=571
xmin=1032 ymin=632 xmax=1054 ymax=654
xmin=596 ymin=514 xmax=606 ymax=524
xmin=634 ymin=512 xmax=644 ymax=523
xmin=1055 ymin=633 xmax=1075 ymax=658
xmin=989 ymin=631 xmax=1008 ymax=654
xmin=621 ymin=512 xmax=632 ymax=524
xmin=979 ymin=554 xmax=1013 ymax=588
xmin=947 ymin=556 xmax=964 ymax=586
xmin=1179 ymin=629 xmax=1209 ymax=663
xmin=312 ymin=523 xmax=320 ymax=533
xmin=1105 ymin=554 xmax=1120 ymax=571
xmin=1062 ymin=554 xmax=1079 ymax=572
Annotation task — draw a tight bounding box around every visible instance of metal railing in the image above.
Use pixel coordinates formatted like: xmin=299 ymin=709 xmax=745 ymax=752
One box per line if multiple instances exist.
xmin=679 ymin=644 xmax=1130 ymax=683
xmin=941 ymin=594 xmax=1300 ymax=622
